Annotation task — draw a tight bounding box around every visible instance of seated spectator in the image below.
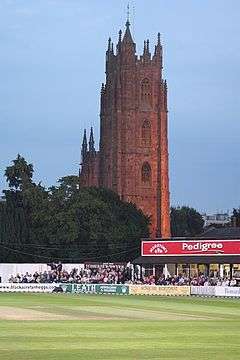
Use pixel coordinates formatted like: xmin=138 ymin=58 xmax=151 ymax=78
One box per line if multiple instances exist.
xmin=8 ymin=264 xmax=240 ymax=287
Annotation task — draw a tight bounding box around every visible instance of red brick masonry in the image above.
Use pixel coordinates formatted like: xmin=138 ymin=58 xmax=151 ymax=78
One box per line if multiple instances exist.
xmin=80 ymin=21 xmax=170 ymax=238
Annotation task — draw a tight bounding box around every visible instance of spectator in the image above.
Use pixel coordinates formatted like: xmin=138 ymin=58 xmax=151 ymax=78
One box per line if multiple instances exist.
xmin=8 ymin=264 xmax=239 ymax=287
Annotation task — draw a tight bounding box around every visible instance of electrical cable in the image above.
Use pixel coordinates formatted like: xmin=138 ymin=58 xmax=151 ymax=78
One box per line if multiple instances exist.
xmin=0 ymin=242 xmax=139 ymax=262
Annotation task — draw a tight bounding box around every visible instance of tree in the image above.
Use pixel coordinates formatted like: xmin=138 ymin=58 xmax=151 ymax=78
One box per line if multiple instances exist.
xmin=45 ymin=185 xmax=149 ymax=262
xmin=171 ymin=206 xmax=204 ymax=237
xmin=0 ymin=156 xmax=149 ymax=262
xmin=1 ymin=155 xmax=49 ymax=262
xmin=4 ymin=154 xmax=33 ymax=190
xmin=232 ymin=208 xmax=240 ymax=227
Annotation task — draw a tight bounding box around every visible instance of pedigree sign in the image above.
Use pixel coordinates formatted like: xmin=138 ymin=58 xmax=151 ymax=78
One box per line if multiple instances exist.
xmin=141 ymin=240 xmax=240 ymax=256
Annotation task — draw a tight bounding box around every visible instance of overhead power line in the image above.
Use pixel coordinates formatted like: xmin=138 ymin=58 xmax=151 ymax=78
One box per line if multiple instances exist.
xmin=0 ymin=243 xmax=139 ymax=262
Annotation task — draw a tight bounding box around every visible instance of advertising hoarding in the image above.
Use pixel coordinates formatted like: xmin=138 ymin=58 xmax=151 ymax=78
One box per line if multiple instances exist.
xmin=142 ymin=239 xmax=240 ymax=256
xmin=0 ymin=283 xmax=58 ymax=292
xmin=215 ymin=286 xmax=240 ymax=297
xmin=65 ymin=283 xmax=129 ymax=295
xmin=190 ymin=286 xmax=216 ymax=296
xmin=129 ymin=285 xmax=190 ymax=296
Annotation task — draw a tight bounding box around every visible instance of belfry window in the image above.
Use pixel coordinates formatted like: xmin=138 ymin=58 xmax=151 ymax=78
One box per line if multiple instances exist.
xmin=141 ymin=162 xmax=151 ymax=185
xmin=142 ymin=120 xmax=151 ymax=146
xmin=141 ymin=78 xmax=152 ymax=106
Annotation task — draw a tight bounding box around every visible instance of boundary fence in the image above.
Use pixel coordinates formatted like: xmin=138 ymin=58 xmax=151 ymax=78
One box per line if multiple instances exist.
xmin=0 ymin=283 xmax=240 ymax=297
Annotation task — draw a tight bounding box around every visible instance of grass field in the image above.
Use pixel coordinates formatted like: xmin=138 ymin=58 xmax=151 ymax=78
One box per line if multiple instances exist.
xmin=0 ymin=293 xmax=239 ymax=359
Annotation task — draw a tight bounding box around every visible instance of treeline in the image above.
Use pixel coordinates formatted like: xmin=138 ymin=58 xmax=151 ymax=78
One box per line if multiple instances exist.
xmin=0 ymin=155 xmax=209 ymax=264
xmin=170 ymin=206 xmax=204 ymax=237
xmin=0 ymin=155 xmax=149 ymax=263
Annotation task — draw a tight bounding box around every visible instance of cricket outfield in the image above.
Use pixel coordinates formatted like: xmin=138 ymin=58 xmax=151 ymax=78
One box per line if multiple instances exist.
xmin=0 ymin=293 xmax=239 ymax=359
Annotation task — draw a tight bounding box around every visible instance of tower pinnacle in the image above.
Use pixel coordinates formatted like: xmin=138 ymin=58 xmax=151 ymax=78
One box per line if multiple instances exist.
xmin=81 ymin=129 xmax=87 ymax=162
xmin=89 ymin=127 xmax=95 ymax=154
xmin=108 ymin=37 xmax=111 ymax=51
xmin=154 ymin=32 xmax=162 ymax=61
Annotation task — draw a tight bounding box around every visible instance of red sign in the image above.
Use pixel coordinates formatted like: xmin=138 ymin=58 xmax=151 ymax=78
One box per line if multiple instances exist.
xmin=141 ymin=240 xmax=240 ymax=256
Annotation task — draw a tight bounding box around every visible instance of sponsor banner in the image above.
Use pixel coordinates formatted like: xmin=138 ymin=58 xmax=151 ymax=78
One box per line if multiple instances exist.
xmin=65 ymin=283 xmax=97 ymax=294
xmin=97 ymin=284 xmax=129 ymax=295
xmin=0 ymin=283 xmax=58 ymax=293
xmin=65 ymin=283 xmax=129 ymax=295
xmin=0 ymin=283 xmax=129 ymax=295
xmin=215 ymin=286 xmax=240 ymax=297
xmin=142 ymin=239 xmax=240 ymax=256
xmin=129 ymin=285 xmax=190 ymax=296
xmin=191 ymin=286 xmax=216 ymax=296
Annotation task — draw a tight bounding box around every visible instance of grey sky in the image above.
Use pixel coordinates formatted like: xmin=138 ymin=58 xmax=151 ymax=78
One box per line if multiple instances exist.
xmin=0 ymin=0 xmax=239 ymax=213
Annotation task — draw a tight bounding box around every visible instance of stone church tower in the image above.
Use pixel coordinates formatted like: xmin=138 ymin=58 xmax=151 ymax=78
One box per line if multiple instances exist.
xmin=80 ymin=20 xmax=170 ymax=238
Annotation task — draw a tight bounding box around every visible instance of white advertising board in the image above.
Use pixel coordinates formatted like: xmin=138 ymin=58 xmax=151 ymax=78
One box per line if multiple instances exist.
xmin=215 ymin=286 xmax=240 ymax=297
xmin=0 ymin=283 xmax=58 ymax=293
xmin=191 ymin=286 xmax=240 ymax=297
xmin=191 ymin=286 xmax=216 ymax=296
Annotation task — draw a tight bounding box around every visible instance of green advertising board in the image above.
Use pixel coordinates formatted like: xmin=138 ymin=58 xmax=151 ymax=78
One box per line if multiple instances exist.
xmin=61 ymin=283 xmax=129 ymax=295
xmin=97 ymin=284 xmax=129 ymax=295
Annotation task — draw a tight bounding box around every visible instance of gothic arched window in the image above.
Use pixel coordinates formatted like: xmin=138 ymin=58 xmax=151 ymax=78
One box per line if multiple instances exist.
xmin=141 ymin=162 xmax=152 ymax=186
xmin=142 ymin=120 xmax=151 ymax=146
xmin=141 ymin=78 xmax=152 ymax=106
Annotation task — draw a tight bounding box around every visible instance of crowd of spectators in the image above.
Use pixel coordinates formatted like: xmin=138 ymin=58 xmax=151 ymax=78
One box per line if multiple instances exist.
xmin=8 ymin=263 xmax=131 ymax=284
xmin=7 ymin=263 xmax=239 ymax=286
xmin=137 ymin=274 xmax=239 ymax=287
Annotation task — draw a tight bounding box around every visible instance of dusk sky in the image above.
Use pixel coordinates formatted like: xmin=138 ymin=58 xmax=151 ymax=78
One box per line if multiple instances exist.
xmin=0 ymin=0 xmax=239 ymax=214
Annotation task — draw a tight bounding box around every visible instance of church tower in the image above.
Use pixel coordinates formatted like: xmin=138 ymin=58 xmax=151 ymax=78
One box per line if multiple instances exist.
xmin=80 ymin=20 xmax=171 ymax=238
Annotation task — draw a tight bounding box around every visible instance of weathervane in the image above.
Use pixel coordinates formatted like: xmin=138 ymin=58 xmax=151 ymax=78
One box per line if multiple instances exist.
xmin=127 ymin=3 xmax=130 ymax=22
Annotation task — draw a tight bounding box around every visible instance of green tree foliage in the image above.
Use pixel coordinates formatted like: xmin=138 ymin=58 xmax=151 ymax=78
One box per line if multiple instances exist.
xmin=0 ymin=157 xmax=149 ymax=263
xmin=0 ymin=155 xmax=33 ymax=261
xmin=5 ymin=154 xmax=33 ymax=190
xmin=170 ymin=206 xmax=204 ymax=237
xmin=232 ymin=208 xmax=240 ymax=227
